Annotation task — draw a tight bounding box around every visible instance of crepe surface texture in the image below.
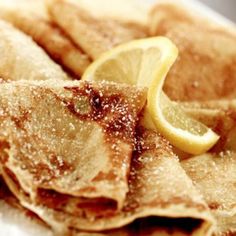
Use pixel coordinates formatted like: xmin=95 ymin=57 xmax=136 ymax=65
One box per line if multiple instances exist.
xmin=0 ymin=19 xmax=68 ymax=81
xmin=149 ymin=2 xmax=236 ymax=235
xmin=181 ymin=100 xmax=236 ymax=235
xmin=0 ymin=80 xmax=215 ymax=235
xmin=149 ymin=3 xmax=236 ymax=102
xmin=47 ymin=0 xmax=147 ymax=60
xmin=0 ymin=0 xmax=91 ymax=78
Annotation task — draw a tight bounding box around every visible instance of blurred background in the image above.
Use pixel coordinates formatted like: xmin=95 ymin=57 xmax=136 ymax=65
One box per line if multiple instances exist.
xmin=199 ymin=0 xmax=236 ymax=22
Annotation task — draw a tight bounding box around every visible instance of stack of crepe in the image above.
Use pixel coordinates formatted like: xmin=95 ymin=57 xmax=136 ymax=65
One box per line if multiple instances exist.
xmin=0 ymin=0 xmax=235 ymax=235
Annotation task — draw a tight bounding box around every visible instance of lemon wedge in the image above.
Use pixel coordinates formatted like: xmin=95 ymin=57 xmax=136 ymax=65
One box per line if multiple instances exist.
xmin=82 ymin=37 xmax=219 ymax=155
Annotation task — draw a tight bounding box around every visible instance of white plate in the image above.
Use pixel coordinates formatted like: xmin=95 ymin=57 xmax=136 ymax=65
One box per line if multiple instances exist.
xmin=0 ymin=0 xmax=235 ymax=235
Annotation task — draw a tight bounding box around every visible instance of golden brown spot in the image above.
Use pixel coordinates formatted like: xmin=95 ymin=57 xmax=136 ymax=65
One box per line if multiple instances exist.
xmin=208 ymin=202 xmax=220 ymax=210
xmin=0 ymin=140 xmax=10 ymax=164
xmin=76 ymin=197 xmax=117 ymax=217
xmin=78 ymin=186 xmax=96 ymax=193
xmin=11 ymin=110 xmax=30 ymax=129
xmin=92 ymin=171 xmax=117 ymax=182
xmin=48 ymin=154 xmax=72 ymax=176
xmin=64 ymin=83 xmax=136 ymax=142
xmin=37 ymin=188 xmax=69 ymax=209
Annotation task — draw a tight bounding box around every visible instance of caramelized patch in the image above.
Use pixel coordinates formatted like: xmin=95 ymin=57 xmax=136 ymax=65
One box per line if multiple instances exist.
xmin=37 ymin=188 xmax=117 ymax=218
xmin=37 ymin=188 xmax=69 ymax=209
xmin=133 ymin=127 xmax=172 ymax=155
xmin=48 ymin=154 xmax=72 ymax=176
xmin=29 ymin=155 xmax=72 ymax=184
xmin=0 ymin=140 xmax=10 ymax=164
xmin=64 ymin=83 xmax=137 ymax=143
xmin=76 ymin=197 xmax=117 ymax=217
xmin=32 ymin=163 xmax=55 ymax=183
xmin=11 ymin=110 xmax=30 ymax=129
xmin=78 ymin=186 xmax=96 ymax=193
xmin=92 ymin=170 xmax=117 ymax=182
xmin=209 ymin=202 xmax=220 ymax=210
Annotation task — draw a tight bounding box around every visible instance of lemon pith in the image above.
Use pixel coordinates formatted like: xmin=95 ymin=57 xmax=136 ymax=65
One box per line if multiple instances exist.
xmin=82 ymin=37 xmax=219 ymax=154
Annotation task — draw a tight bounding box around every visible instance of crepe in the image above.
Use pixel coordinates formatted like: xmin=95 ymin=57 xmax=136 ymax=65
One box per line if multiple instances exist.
xmin=47 ymin=0 xmax=147 ymax=60
xmin=0 ymin=80 xmax=214 ymax=235
xmin=0 ymin=19 xmax=68 ymax=81
xmin=0 ymin=79 xmax=146 ymax=230
xmin=149 ymin=3 xmax=236 ymax=102
xmin=0 ymin=176 xmax=48 ymax=228
xmin=68 ymin=128 xmax=214 ymax=235
xmin=182 ymin=153 xmax=236 ymax=236
xmin=0 ymin=0 xmax=91 ymax=78
xmin=180 ymin=100 xmax=236 ymax=235
xmin=0 ymin=79 xmax=147 ymax=208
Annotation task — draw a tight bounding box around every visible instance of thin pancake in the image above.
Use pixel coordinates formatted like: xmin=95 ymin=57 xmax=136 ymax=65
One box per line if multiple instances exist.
xmin=0 ymin=98 xmax=215 ymax=235
xmin=181 ymin=100 xmax=236 ymax=235
xmin=0 ymin=19 xmax=68 ymax=81
xmin=149 ymin=3 xmax=236 ymax=101
xmin=0 ymin=0 xmax=91 ymax=77
xmin=48 ymin=0 xmax=147 ymax=60
xmin=0 ymin=176 xmax=48 ymax=229
xmin=0 ymin=80 xmax=146 ymax=215
xmin=182 ymin=153 xmax=236 ymax=236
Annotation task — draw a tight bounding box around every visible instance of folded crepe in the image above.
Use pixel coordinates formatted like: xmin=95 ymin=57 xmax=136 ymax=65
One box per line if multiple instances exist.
xmin=182 ymin=153 xmax=236 ymax=236
xmin=149 ymin=3 xmax=236 ymax=102
xmin=0 ymin=19 xmax=68 ymax=81
xmin=0 ymin=80 xmax=214 ymax=235
xmin=0 ymin=80 xmax=146 ymax=230
xmin=0 ymin=0 xmax=90 ymax=78
xmin=181 ymin=100 xmax=236 ymax=235
xmin=0 ymin=176 xmax=47 ymax=228
xmin=71 ymin=128 xmax=215 ymax=236
xmin=47 ymin=0 xmax=147 ymax=60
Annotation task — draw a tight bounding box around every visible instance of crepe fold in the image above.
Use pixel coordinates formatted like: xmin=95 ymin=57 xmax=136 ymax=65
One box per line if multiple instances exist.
xmin=0 ymin=19 xmax=68 ymax=81
xmin=0 ymin=80 xmax=146 ymax=210
xmin=69 ymin=128 xmax=215 ymax=236
xmin=181 ymin=100 xmax=236 ymax=235
xmin=149 ymin=2 xmax=236 ymax=102
xmin=0 ymin=80 xmax=214 ymax=235
xmin=0 ymin=0 xmax=91 ymax=78
xmin=47 ymin=0 xmax=147 ymax=60
xmin=182 ymin=153 xmax=236 ymax=236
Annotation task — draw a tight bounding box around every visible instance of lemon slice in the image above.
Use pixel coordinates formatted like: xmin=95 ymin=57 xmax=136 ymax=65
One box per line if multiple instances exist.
xmin=82 ymin=37 xmax=219 ymax=154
